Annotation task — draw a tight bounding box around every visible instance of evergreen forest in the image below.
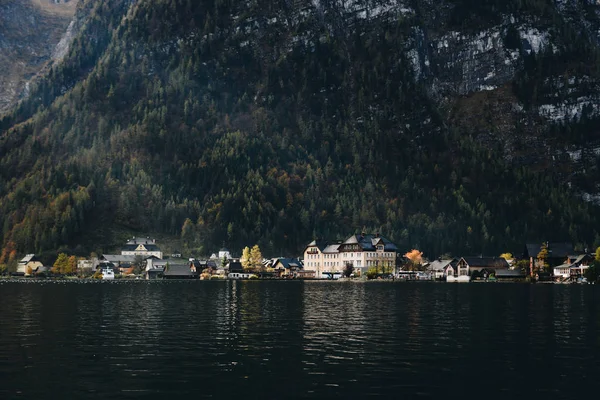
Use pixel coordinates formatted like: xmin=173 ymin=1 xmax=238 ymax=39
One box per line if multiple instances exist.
xmin=1 ymin=0 xmax=600 ymax=265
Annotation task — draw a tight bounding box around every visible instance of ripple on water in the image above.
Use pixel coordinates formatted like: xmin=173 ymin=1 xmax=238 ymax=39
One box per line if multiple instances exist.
xmin=0 ymin=281 xmax=599 ymax=399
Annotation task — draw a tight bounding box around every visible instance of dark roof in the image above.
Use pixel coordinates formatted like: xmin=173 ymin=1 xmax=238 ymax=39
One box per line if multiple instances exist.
xmin=163 ymin=264 xmax=197 ymax=277
xmin=228 ymin=261 xmax=243 ymax=272
xmin=462 ymin=257 xmax=509 ymax=269
xmin=97 ymin=261 xmax=115 ymax=269
xmin=20 ymin=254 xmax=39 ymax=263
xmin=306 ymin=240 xmax=328 ymax=252
xmin=572 ymin=254 xmax=592 ymax=265
xmin=274 ymin=258 xmax=303 ymax=269
xmin=525 ymin=243 xmax=573 ymax=258
xmin=495 ymin=269 xmax=527 ymax=278
xmin=343 ymin=234 xmax=398 ymax=252
xmin=125 ymin=237 xmax=157 ymax=245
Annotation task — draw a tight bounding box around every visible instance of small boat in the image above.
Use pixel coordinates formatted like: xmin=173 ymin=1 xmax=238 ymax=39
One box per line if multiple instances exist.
xmin=102 ymin=267 xmax=115 ymax=280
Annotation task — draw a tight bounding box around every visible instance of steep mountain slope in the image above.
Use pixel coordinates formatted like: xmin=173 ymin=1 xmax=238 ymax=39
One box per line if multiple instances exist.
xmin=0 ymin=0 xmax=79 ymax=112
xmin=1 ymin=0 xmax=600 ymax=263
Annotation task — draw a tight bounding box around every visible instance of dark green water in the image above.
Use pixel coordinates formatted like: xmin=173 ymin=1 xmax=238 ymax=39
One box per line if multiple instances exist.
xmin=0 ymin=281 xmax=599 ymax=399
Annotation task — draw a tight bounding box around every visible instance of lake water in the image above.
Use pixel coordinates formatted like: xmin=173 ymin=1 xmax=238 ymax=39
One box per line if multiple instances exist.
xmin=0 ymin=281 xmax=599 ymax=399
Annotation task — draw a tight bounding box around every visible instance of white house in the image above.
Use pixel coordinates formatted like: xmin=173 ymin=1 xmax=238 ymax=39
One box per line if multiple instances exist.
xmin=210 ymin=248 xmax=233 ymax=260
xmin=17 ymin=254 xmax=43 ymax=275
xmin=428 ymin=259 xmax=456 ymax=280
xmin=554 ymin=254 xmax=593 ymax=280
xmin=303 ymin=233 xmax=398 ymax=278
xmin=121 ymin=237 xmax=163 ymax=259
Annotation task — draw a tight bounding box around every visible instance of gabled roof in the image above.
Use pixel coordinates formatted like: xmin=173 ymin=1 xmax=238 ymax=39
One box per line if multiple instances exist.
xmin=554 ymin=263 xmax=571 ymax=269
xmin=351 ymin=234 xmax=398 ymax=252
xmin=462 ymin=257 xmax=509 ymax=269
xmin=343 ymin=235 xmax=360 ymax=245
xmin=163 ymin=264 xmax=197 ymax=277
xmin=572 ymin=254 xmax=592 ymax=265
xmin=102 ymin=255 xmax=138 ymax=263
xmin=309 ymin=234 xmax=398 ymax=254
xmin=228 ymin=261 xmax=243 ymax=272
xmin=121 ymin=244 xmax=161 ymax=252
xmin=306 ymin=240 xmax=328 ymax=252
xmin=274 ymin=258 xmax=303 ymax=269
xmin=428 ymin=259 xmax=455 ymax=271
xmin=323 ymin=244 xmax=341 ymax=253
xmin=19 ymin=254 xmax=38 ymax=263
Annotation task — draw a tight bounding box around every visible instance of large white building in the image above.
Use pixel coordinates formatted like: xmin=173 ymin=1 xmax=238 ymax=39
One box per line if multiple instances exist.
xmin=303 ymin=233 xmax=398 ymax=278
xmin=121 ymin=237 xmax=163 ymax=259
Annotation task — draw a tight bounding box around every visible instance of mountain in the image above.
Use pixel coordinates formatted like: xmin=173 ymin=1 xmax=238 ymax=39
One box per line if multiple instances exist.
xmin=1 ymin=0 xmax=600 ymax=264
xmin=0 ymin=0 xmax=79 ymax=112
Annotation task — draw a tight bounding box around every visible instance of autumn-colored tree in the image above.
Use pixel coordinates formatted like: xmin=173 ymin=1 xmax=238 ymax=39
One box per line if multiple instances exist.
xmin=66 ymin=255 xmax=78 ymax=274
xmin=250 ymin=245 xmax=263 ymax=271
xmin=241 ymin=246 xmax=251 ymax=270
xmin=52 ymin=253 xmax=69 ymax=274
xmin=404 ymin=249 xmax=423 ymax=271
xmin=537 ymin=243 xmax=549 ymax=272
xmin=500 ymin=253 xmax=513 ymax=260
xmin=595 ymin=247 xmax=600 ymax=262
xmin=0 ymin=240 xmax=17 ymax=264
xmin=26 ymin=266 xmax=33 ymax=276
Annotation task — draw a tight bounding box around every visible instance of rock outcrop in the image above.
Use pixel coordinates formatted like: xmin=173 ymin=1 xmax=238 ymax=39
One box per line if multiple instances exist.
xmin=0 ymin=0 xmax=78 ymax=113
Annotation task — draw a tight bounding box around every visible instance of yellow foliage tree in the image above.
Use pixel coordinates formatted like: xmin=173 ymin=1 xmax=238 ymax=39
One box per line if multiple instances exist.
xmin=241 ymin=246 xmax=251 ymax=271
xmin=250 ymin=245 xmax=263 ymax=272
xmin=66 ymin=256 xmax=77 ymax=274
xmin=500 ymin=253 xmax=513 ymax=260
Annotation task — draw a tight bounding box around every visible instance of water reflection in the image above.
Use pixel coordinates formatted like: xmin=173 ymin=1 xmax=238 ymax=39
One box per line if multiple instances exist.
xmin=0 ymin=281 xmax=599 ymax=399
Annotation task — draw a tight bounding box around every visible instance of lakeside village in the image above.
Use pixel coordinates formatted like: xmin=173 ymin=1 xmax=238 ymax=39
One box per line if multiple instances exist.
xmin=6 ymin=233 xmax=600 ymax=284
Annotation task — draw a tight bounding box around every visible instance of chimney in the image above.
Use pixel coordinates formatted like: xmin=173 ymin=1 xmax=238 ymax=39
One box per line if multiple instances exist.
xmin=376 ymin=232 xmax=380 ymax=238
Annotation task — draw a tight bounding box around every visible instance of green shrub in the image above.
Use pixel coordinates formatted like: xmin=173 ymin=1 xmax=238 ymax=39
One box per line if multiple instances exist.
xmin=366 ymin=267 xmax=378 ymax=280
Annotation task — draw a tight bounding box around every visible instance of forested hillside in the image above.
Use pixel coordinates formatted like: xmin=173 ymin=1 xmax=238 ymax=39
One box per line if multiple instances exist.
xmin=1 ymin=0 xmax=600 ymax=264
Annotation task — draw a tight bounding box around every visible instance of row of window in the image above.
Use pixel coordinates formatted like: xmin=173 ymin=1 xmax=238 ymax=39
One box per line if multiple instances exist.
xmin=306 ymin=251 xmax=394 ymax=258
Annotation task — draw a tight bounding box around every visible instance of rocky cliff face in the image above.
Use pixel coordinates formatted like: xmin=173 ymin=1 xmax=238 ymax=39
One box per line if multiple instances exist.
xmin=0 ymin=0 xmax=78 ymax=112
